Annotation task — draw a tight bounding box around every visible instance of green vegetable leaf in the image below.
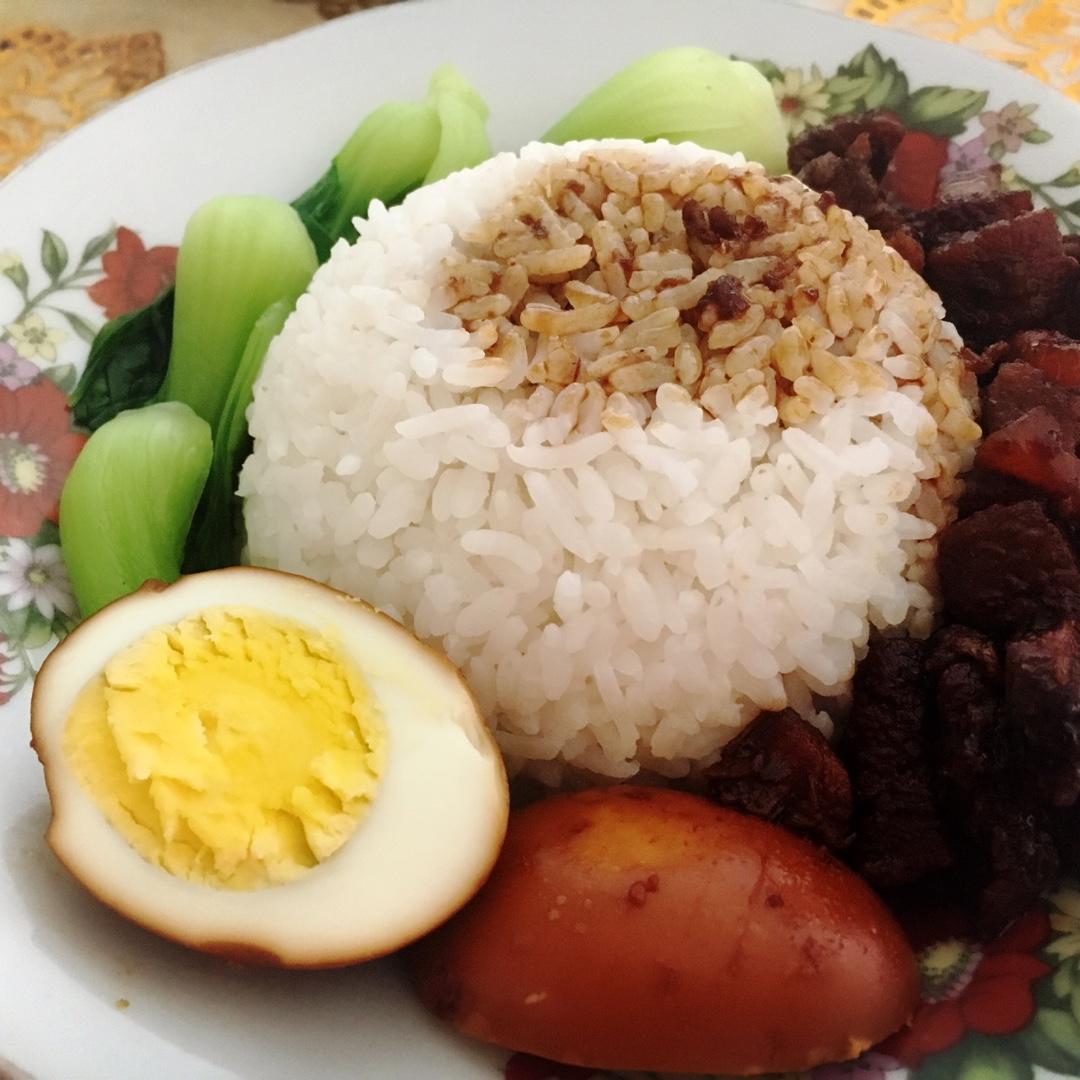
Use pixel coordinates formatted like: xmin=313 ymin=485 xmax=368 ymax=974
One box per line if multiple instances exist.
xmin=161 ymin=195 xmax=317 ymax=437
xmin=42 ymin=362 xmax=78 ymax=395
xmin=1050 ymin=163 xmax=1080 ymax=188
xmin=80 ymin=226 xmax=116 ymax=266
xmin=290 ymin=163 xmax=345 ymax=263
xmin=901 ymin=86 xmax=989 ymax=138
xmin=75 ymin=65 xmax=489 ymax=449
xmin=59 ymin=401 xmax=212 ymax=616
xmin=59 ymin=309 xmax=98 ymax=344
xmin=325 ymin=98 xmax=441 ymax=241
xmin=3 ymin=261 xmax=28 ymax=294
xmin=1022 ymin=128 xmax=1052 ymax=144
xmin=543 ymin=46 xmax=789 ymax=175
xmin=185 ymin=299 xmax=291 ymax=572
xmin=40 ymin=229 xmax=68 ymax=282
xmin=69 ymin=288 xmax=175 ymax=431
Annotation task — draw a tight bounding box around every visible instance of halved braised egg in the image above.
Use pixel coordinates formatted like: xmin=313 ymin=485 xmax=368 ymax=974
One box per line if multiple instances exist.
xmin=31 ymin=567 xmax=508 ymax=967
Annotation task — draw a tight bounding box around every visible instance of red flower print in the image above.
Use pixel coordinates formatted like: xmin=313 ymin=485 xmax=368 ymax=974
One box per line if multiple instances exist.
xmin=504 ymin=1053 xmax=597 ymax=1080
xmin=882 ymin=908 xmax=1052 ymax=1068
xmin=87 ymin=227 xmax=177 ymax=319
xmin=0 ymin=379 xmax=86 ymax=537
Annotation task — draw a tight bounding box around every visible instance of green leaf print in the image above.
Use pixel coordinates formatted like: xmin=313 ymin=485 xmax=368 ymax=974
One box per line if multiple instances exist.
xmin=80 ymin=226 xmax=116 ymax=266
xmin=1049 ymin=163 xmax=1080 ymax=188
xmin=40 ymin=229 xmax=69 ymax=283
xmin=41 ymin=362 xmax=78 ymax=395
xmin=827 ymin=44 xmax=909 ymax=114
xmin=951 ymin=1037 xmax=1033 ymax=1080
xmin=3 ymin=260 xmax=28 ymax=294
xmin=58 ymin=309 xmax=98 ymax=344
xmin=1021 ymin=1008 xmax=1080 ymax=1071
xmin=901 ymin=86 xmax=989 ymax=138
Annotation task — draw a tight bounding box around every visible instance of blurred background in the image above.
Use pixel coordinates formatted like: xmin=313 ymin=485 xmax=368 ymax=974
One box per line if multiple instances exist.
xmin=0 ymin=0 xmax=1075 ymax=177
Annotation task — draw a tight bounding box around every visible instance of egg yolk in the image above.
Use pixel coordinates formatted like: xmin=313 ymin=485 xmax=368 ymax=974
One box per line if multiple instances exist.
xmin=62 ymin=607 xmax=386 ymax=890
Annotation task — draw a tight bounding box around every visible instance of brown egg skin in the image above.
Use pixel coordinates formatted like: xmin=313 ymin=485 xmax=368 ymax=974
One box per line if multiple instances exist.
xmin=411 ymin=786 xmax=918 ymax=1075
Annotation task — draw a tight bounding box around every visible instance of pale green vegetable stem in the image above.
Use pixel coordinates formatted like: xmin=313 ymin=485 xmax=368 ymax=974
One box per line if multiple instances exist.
xmin=59 ymin=402 xmax=212 ymax=616
xmin=330 ymin=100 xmax=441 ymax=238
xmin=161 ymin=195 xmax=318 ymax=436
xmin=542 ymin=46 xmax=788 ymax=175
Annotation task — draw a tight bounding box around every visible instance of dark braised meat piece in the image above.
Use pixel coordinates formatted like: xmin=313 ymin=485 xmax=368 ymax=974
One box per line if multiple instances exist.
xmin=956 ymin=465 xmax=1043 ymax=517
xmin=925 ymin=626 xmax=1057 ymax=938
xmin=1049 ymin=801 xmax=1080 ymax=876
xmin=922 ymin=210 xmax=1079 ymax=350
xmin=1006 ymin=619 xmax=1080 ymax=808
xmin=976 ymin=407 xmax=1080 ymax=516
xmin=927 ymin=623 xmax=1000 ymax=676
xmin=1006 ymin=329 xmax=1080 ymax=389
xmin=845 ymin=636 xmax=953 ymax=888
xmin=968 ymin=794 xmax=1059 ymax=940
xmin=787 ymin=110 xmax=905 ymax=180
xmin=938 ymin=500 xmax=1080 ymax=633
xmin=703 ymin=709 xmax=852 ymax=850
xmin=911 ymin=190 xmax=1032 ymax=250
xmin=927 ymin=624 xmax=1003 ymax=800
xmin=1061 ymin=244 xmax=1080 ymax=338
xmin=982 ymin=362 xmax=1080 ymax=443
xmin=794 ymin=134 xmax=908 ymax=235
xmin=978 ymin=340 xmax=1011 ymax=381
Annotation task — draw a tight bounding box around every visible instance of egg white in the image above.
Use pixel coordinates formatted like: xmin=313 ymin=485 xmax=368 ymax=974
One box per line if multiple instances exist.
xmin=31 ymin=567 xmax=509 ymax=967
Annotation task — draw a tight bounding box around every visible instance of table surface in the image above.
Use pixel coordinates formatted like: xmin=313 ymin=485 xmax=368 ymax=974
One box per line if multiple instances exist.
xmin=0 ymin=0 xmax=1076 ymax=179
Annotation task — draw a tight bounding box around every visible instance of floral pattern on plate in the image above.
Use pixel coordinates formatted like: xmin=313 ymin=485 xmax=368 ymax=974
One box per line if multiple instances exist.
xmin=752 ymin=44 xmax=1080 ymax=230
xmin=0 ymin=224 xmax=176 ymax=695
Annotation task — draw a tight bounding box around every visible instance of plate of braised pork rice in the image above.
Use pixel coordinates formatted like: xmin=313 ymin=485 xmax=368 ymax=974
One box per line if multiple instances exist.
xmin=3 ymin=0 xmax=1080 ymax=1077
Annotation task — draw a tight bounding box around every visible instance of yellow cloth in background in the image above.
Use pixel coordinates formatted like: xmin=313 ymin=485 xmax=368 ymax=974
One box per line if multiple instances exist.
xmin=0 ymin=0 xmax=1076 ymax=177
xmin=846 ymin=0 xmax=1080 ymax=100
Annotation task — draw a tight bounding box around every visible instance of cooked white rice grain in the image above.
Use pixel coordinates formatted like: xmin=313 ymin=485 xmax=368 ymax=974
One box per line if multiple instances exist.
xmin=241 ymin=139 xmax=979 ymax=781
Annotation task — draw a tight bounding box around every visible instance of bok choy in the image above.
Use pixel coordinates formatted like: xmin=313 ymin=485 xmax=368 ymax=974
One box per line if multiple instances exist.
xmin=543 ymin=47 xmax=788 ymax=175
xmin=59 ymin=402 xmax=212 ymax=616
xmin=184 ymin=299 xmax=292 ymax=573
xmin=70 ymin=64 xmax=492 ymax=434
xmin=161 ymin=195 xmax=317 ymax=436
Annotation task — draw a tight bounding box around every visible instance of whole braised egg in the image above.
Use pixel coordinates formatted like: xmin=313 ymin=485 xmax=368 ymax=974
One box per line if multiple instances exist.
xmin=30 ymin=567 xmax=508 ymax=967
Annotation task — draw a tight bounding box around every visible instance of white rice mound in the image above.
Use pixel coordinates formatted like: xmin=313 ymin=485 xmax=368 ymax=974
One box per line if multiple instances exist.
xmin=241 ymin=139 xmax=980 ymax=783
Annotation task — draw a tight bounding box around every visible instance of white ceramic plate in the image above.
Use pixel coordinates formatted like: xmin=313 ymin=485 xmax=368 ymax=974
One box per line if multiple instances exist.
xmin=1 ymin=2 xmax=1078 ymax=1078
